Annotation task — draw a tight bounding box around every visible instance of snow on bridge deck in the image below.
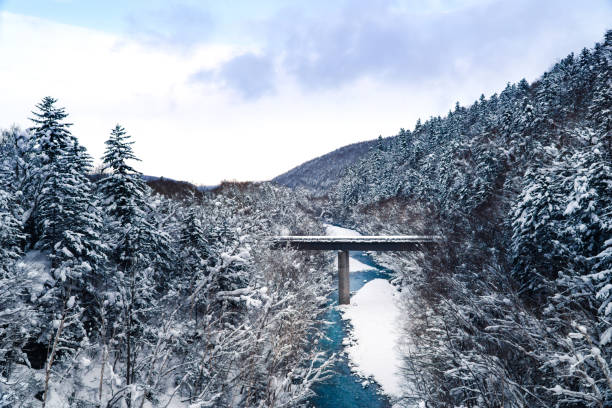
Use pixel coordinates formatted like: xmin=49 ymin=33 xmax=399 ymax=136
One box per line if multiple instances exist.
xmin=271 ymin=235 xmax=441 ymax=251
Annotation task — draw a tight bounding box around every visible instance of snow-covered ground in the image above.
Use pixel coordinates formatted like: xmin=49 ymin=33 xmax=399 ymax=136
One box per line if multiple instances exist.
xmin=335 ymin=255 xmax=375 ymax=272
xmin=324 ymin=224 xmax=362 ymax=237
xmin=340 ymin=279 xmax=403 ymax=397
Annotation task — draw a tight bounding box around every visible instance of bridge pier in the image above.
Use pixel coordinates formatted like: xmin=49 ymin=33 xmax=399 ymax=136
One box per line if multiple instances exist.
xmin=338 ymin=250 xmax=350 ymax=305
xmin=271 ymin=235 xmax=440 ymax=306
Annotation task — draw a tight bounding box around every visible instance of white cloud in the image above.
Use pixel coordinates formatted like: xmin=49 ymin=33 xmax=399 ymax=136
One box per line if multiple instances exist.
xmin=0 ymin=8 xmax=609 ymax=185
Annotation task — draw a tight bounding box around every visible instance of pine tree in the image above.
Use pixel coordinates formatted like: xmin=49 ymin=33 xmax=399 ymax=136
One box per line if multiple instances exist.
xmin=0 ymin=188 xmax=23 ymax=273
xmin=97 ymin=125 xmax=172 ymax=401
xmin=28 ymin=98 xmax=106 ymax=277
xmin=178 ymin=206 xmax=210 ymax=290
xmin=98 ymin=125 xmax=171 ymax=272
xmin=511 ymin=162 xmax=567 ymax=300
xmin=0 ymin=129 xmax=26 ymax=270
xmin=25 ymin=97 xmax=73 ymax=245
xmin=98 ymin=124 xmax=147 ymax=231
xmin=588 ymin=30 xmax=612 ymax=155
xmin=12 ymin=98 xmax=108 ymax=398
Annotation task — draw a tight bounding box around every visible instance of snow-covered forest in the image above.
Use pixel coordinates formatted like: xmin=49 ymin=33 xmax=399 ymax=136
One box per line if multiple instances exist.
xmin=324 ymin=31 xmax=612 ymax=407
xmin=0 ymin=99 xmax=336 ymax=407
xmin=0 ymin=23 xmax=611 ymax=408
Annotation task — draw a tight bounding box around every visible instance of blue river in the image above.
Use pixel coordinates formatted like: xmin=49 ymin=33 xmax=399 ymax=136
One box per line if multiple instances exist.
xmin=308 ymin=251 xmax=394 ymax=408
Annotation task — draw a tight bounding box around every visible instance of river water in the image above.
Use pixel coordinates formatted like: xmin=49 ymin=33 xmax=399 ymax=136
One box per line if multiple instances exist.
xmin=308 ymin=251 xmax=394 ymax=408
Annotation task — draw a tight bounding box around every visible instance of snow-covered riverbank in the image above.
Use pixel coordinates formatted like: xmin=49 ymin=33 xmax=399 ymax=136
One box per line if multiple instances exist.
xmin=340 ymin=279 xmax=402 ymax=397
xmin=321 ymin=225 xmax=404 ymax=399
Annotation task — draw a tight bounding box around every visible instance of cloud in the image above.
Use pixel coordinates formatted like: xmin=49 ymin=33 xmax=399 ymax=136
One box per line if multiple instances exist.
xmin=2 ymin=3 xmax=611 ymax=184
xmin=192 ymin=0 xmax=612 ymax=100
xmin=125 ymin=3 xmax=213 ymax=50
xmin=273 ymin=0 xmax=610 ymax=87
xmin=192 ymin=52 xmax=275 ymax=100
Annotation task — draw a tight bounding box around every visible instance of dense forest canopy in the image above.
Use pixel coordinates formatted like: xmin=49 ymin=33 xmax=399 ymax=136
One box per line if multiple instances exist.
xmin=0 ymin=99 xmax=334 ymax=407
xmin=324 ymin=30 xmax=612 ymax=407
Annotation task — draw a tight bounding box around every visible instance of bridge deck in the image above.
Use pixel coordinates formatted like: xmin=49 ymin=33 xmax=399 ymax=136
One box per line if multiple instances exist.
xmin=271 ymin=235 xmax=440 ymax=251
xmin=270 ymin=234 xmax=440 ymax=304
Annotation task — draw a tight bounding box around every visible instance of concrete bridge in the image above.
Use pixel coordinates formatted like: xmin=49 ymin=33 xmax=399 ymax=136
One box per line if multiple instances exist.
xmin=271 ymin=235 xmax=440 ymax=304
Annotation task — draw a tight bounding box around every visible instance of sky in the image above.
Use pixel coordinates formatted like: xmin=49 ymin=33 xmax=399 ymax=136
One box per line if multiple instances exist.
xmin=0 ymin=1 xmax=610 ymax=185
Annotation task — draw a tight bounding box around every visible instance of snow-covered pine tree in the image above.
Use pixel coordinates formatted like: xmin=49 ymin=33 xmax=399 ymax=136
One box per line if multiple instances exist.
xmin=98 ymin=124 xmax=145 ymax=231
xmin=99 ymin=125 xmax=172 ymax=271
xmin=98 ymin=124 xmax=171 ymax=273
xmin=28 ymin=97 xmax=106 ymax=271
xmin=97 ymin=124 xmax=173 ymax=402
xmin=25 ymin=97 xmax=71 ymax=245
xmin=0 ymin=129 xmax=26 ymax=270
xmin=0 ymin=188 xmax=24 ymax=273
xmin=177 ymin=205 xmax=210 ymax=296
xmin=29 ymin=98 xmax=106 ymax=295
xmin=542 ymin=142 xmax=612 ymax=406
xmin=588 ymin=30 xmax=612 ymax=155
xmin=10 ymin=97 xmax=108 ymax=400
xmin=510 ymin=161 xmax=567 ymax=301
xmin=29 ymin=100 xmax=101 ymax=284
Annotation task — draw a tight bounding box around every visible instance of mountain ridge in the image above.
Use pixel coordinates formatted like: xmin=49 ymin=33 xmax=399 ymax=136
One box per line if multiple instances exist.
xmin=271 ymin=139 xmax=378 ymax=192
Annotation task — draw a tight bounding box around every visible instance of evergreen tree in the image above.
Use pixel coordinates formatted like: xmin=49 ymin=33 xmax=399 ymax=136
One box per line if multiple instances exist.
xmin=27 ymin=97 xmax=105 ymax=266
xmin=0 ymin=188 xmax=23 ymax=273
xmin=588 ymin=30 xmax=612 ymax=155
xmin=97 ymin=125 xmax=172 ymax=401
xmin=98 ymin=124 xmax=170 ymax=274
xmin=0 ymin=129 xmax=26 ymax=270
xmin=98 ymin=124 xmax=146 ymax=230
xmin=7 ymin=98 xmax=108 ymax=398
xmin=178 ymin=206 xmax=210 ymax=290
xmin=24 ymin=97 xmax=73 ymax=244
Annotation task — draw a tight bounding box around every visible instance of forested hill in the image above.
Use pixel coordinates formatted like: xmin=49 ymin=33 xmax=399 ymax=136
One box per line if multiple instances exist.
xmin=325 ymin=31 xmax=612 ymax=406
xmin=334 ymin=33 xmax=611 ymax=209
xmin=272 ymin=139 xmax=378 ymax=191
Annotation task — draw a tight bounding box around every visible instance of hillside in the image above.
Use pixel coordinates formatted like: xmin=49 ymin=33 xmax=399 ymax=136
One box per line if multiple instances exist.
xmin=327 ymin=31 xmax=612 ymax=407
xmin=272 ymin=139 xmax=377 ymax=191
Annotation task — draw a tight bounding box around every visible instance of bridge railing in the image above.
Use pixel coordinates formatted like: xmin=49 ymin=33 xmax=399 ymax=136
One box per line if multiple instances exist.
xmin=270 ymin=235 xmax=442 ymax=251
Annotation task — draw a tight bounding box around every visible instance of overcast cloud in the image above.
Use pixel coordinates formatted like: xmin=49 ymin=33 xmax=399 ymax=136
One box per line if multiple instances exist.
xmin=0 ymin=0 xmax=610 ymax=184
xmin=125 ymin=4 xmax=215 ymax=50
xmin=195 ymin=0 xmax=611 ymax=98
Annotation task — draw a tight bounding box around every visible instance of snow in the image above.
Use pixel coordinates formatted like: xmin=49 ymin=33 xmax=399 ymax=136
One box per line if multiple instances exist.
xmin=66 ymin=295 xmax=76 ymax=308
xmin=335 ymin=254 xmax=376 ymax=272
xmin=15 ymin=250 xmax=53 ymax=302
xmin=325 ymin=224 xmax=376 ymax=272
xmin=278 ymin=235 xmax=438 ymax=243
xmin=340 ymin=278 xmax=403 ymax=397
xmin=564 ymin=200 xmax=580 ymax=215
xmin=325 ymin=224 xmax=363 ymax=237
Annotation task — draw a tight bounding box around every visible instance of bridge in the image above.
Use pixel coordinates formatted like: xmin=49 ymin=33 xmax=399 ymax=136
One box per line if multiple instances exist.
xmin=271 ymin=235 xmax=440 ymax=304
